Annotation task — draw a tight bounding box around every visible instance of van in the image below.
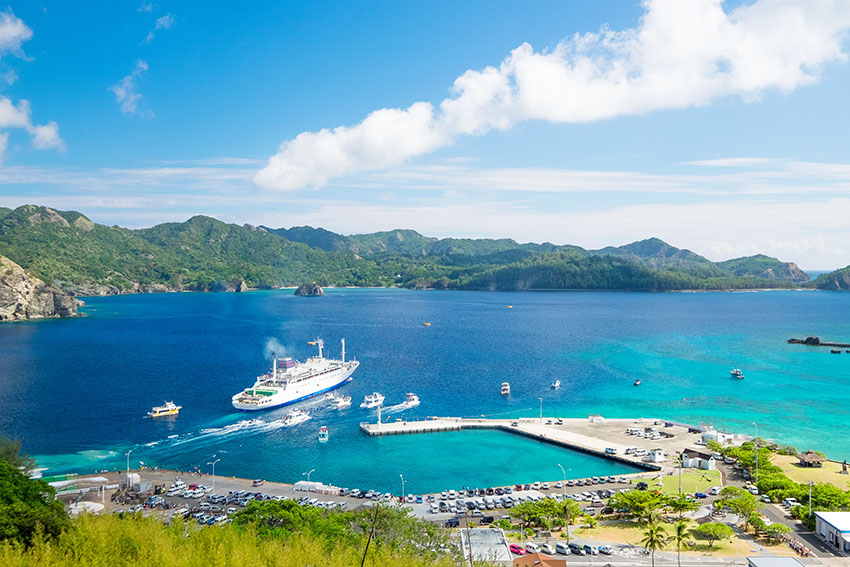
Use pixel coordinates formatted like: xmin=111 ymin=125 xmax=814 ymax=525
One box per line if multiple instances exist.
xmin=555 ymin=542 xmax=571 ymax=555
xmin=710 ymin=486 xmax=721 ymax=495
xmin=429 ymin=503 xmax=439 ymax=514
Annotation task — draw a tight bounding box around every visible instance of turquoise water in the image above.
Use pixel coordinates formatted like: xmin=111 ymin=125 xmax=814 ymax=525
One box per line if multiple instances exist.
xmin=1 ymin=288 xmax=848 ymax=492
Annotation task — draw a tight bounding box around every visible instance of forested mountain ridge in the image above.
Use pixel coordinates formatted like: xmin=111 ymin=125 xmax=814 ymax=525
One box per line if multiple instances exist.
xmin=0 ymin=205 xmax=816 ymax=295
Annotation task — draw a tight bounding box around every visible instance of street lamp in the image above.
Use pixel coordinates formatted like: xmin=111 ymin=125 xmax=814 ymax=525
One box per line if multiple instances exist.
xmin=125 ymin=450 xmax=132 ymax=488
xmin=538 ymin=397 xmax=543 ymax=423
xmin=752 ymin=422 xmax=759 ymax=484
xmin=303 ymin=468 xmax=315 ymax=482
xmin=400 ymin=474 xmax=405 ymax=504
xmin=207 ymin=458 xmax=220 ymax=493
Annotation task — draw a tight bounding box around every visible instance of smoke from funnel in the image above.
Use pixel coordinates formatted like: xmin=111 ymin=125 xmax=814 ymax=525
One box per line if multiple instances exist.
xmin=263 ymin=337 xmax=288 ymax=360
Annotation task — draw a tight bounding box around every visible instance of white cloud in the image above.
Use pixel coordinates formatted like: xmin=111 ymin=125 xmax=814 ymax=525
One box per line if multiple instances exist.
xmin=109 ymin=60 xmax=151 ymax=116
xmin=137 ymin=2 xmax=154 ymax=13
xmin=256 ymin=0 xmax=850 ymax=190
xmin=144 ymin=13 xmax=174 ymax=43
xmin=27 ymin=121 xmax=64 ymax=150
xmin=0 ymin=97 xmax=65 ymax=160
xmin=0 ymin=10 xmax=32 ymax=57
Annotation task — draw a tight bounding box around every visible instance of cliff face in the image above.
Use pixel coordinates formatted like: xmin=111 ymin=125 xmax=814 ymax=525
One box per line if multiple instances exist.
xmin=0 ymin=256 xmax=83 ymax=321
xmin=294 ymin=282 xmax=324 ymax=296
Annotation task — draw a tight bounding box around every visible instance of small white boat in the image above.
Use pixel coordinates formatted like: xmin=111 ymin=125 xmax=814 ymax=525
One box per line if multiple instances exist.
xmin=730 ymin=369 xmax=744 ymax=379
xmin=148 ymin=401 xmax=181 ymax=418
xmin=501 ymin=382 xmax=510 ymax=395
xmin=384 ymin=393 xmax=420 ymax=412
xmin=551 ymin=380 xmax=561 ymax=389
xmin=318 ymin=426 xmax=328 ymax=443
xmin=334 ymin=395 xmax=352 ymax=409
xmin=360 ymin=392 xmax=385 ymax=409
xmin=281 ymin=408 xmax=311 ymax=426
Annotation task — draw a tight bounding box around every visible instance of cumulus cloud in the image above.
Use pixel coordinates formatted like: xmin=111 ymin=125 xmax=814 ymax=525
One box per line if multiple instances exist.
xmin=255 ymin=0 xmax=850 ymax=190
xmin=109 ymin=60 xmax=151 ymax=116
xmin=144 ymin=13 xmax=174 ymax=43
xmin=0 ymin=10 xmax=32 ymax=56
xmin=137 ymin=2 xmax=154 ymax=13
xmin=0 ymin=97 xmax=65 ymax=161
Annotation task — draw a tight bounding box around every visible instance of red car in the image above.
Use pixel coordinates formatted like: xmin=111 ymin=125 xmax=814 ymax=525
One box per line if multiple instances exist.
xmin=509 ymin=544 xmax=527 ymax=556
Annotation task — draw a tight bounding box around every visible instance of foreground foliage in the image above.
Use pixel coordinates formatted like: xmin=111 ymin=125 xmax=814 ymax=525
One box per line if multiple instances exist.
xmin=0 ymin=513 xmax=462 ymax=567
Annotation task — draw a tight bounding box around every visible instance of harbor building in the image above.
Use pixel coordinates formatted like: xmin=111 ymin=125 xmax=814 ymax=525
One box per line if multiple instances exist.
xmin=680 ymin=449 xmax=717 ymax=470
xmin=814 ymin=511 xmax=850 ymax=553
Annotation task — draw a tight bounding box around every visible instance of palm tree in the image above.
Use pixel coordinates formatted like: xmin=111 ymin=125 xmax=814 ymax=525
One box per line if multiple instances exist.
xmin=671 ymin=520 xmax=689 ymax=567
xmin=640 ymin=522 xmax=667 ymax=567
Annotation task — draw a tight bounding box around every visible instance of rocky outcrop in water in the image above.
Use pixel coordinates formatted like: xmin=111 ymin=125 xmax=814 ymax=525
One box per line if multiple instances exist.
xmin=0 ymin=256 xmax=83 ymax=321
xmin=294 ymin=282 xmax=324 ymax=296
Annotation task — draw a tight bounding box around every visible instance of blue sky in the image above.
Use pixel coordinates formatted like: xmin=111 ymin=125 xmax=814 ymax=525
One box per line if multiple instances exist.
xmin=1 ymin=1 xmax=850 ymax=269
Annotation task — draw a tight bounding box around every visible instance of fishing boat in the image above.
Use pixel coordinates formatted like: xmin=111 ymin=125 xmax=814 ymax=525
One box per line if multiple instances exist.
xmin=231 ymin=338 xmax=359 ymax=411
xmin=501 ymin=382 xmax=510 ymax=395
xmin=633 ymin=379 xmax=641 ymax=386
xmin=148 ymin=401 xmax=181 ymax=418
xmin=333 ymin=395 xmax=352 ymax=409
xmin=730 ymin=368 xmax=745 ymax=379
xmin=281 ymin=408 xmax=311 ymax=427
xmin=318 ymin=426 xmax=329 ymax=443
xmin=360 ymin=392 xmax=385 ymax=409
xmin=551 ymin=380 xmax=561 ymax=389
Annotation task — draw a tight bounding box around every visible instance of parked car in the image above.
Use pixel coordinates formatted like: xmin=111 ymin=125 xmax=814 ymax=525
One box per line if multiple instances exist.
xmin=568 ymin=543 xmax=586 ymax=555
xmin=525 ymin=543 xmax=541 ymax=554
xmin=509 ymin=544 xmax=527 ymax=555
xmin=695 ymin=492 xmax=708 ymax=499
xmin=540 ymin=543 xmax=555 ymax=554
xmin=598 ymin=545 xmax=613 ymax=555
xmin=445 ymin=518 xmax=459 ymax=528
xmin=252 ymin=479 xmax=265 ymax=487
xmin=583 ymin=544 xmax=598 ymax=555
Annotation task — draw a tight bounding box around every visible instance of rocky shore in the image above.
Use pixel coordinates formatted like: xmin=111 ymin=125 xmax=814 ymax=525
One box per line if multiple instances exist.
xmin=0 ymin=256 xmax=83 ymax=321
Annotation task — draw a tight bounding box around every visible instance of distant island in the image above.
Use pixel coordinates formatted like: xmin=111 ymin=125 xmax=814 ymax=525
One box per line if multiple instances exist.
xmin=1 ymin=204 xmax=847 ymax=306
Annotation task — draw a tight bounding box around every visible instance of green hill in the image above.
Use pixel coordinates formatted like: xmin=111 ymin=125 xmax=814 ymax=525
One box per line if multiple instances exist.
xmin=0 ymin=204 xmax=813 ymax=294
xmin=813 ymin=266 xmax=850 ymax=290
xmin=717 ymin=254 xmax=810 ymax=283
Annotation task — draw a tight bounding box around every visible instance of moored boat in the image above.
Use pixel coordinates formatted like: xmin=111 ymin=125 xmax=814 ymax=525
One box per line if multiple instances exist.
xmin=148 ymin=401 xmax=181 ymax=418
xmin=318 ymin=426 xmax=329 ymax=443
xmin=500 ymin=382 xmax=510 ymax=395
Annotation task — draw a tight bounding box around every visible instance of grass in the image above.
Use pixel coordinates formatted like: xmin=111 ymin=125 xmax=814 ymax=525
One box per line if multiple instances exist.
xmin=574 ymin=519 xmax=754 ymax=557
xmin=772 ymin=454 xmax=850 ymax=488
xmin=653 ymin=469 xmax=722 ymax=496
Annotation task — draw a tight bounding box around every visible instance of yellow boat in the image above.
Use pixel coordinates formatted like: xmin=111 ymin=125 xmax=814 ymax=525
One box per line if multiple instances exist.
xmin=147 ymin=401 xmax=181 ymax=418
xmin=422 ymin=322 xmax=431 ymax=326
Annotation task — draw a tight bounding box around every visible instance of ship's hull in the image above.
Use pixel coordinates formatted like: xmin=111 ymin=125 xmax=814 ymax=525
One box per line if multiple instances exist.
xmin=232 ymin=363 xmax=357 ymax=411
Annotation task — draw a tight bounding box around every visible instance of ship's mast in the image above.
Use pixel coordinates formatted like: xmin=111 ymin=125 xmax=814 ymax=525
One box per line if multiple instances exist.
xmin=341 ymin=338 xmax=346 ymax=362
xmin=272 ymin=355 xmax=277 ymax=379
xmin=316 ymin=337 xmax=324 ymax=359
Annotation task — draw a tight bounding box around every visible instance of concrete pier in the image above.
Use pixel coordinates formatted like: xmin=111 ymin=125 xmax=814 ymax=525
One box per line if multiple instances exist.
xmin=358 ymin=416 xmax=705 ymax=472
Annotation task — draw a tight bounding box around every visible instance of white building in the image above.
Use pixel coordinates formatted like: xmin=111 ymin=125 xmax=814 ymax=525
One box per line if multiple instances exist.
xmin=649 ymin=448 xmax=666 ymax=463
xmin=815 ymin=511 xmax=850 ymax=553
xmin=681 ymin=449 xmax=716 ymax=470
xmin=702 ymin=430 xmax=735 ymax=445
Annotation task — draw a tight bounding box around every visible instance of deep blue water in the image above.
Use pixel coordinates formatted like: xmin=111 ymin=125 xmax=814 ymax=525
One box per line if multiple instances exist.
xmin=1 ymin=288 xmax=848 ymax=492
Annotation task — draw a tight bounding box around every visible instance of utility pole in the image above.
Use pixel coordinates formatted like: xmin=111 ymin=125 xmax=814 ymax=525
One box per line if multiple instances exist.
xmin=809 ymin=480 xmax=813 ymax=518
xmin=752 ymin=422 xmax=759 ymax=484
xmin=207 ymin=458 xmax=220 ymax=493
xmin=125 ymin=450 xmax=132 ymax=488
xmin=399 ymin=474 xmax=405 ymax=504
xmin=538 ymin=397 xmax=543 ymax=423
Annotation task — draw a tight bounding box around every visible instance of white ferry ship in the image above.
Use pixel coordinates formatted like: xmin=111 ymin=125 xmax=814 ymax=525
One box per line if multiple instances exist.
xmin=231 ymin=338 xmax=359 ymax=411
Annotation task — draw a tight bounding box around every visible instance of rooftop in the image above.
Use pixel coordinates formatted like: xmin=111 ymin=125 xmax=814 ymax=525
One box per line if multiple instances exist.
xmin=815 ymin=511 xmax=850 ymax=531
xmin=746 ymin=558 xmax=804 ymax=567
xmin=459 ymin=528 xmax=512 ymax=562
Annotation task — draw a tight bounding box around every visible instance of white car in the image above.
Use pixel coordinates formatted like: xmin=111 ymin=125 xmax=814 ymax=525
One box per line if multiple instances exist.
xmin=526 ymin=543 xmax=541 ymax=554
xmin=540 ymin=543 xmax=556 ymax=554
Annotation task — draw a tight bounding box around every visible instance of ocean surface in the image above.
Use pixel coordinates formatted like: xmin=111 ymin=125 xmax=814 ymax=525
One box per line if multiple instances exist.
xmin=1 ymin=288 xmax=848 ymax=493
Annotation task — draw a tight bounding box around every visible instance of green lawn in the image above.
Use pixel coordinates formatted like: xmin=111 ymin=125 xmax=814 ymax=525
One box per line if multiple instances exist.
xmin=652 ymin=469 xmax=722 ymax=495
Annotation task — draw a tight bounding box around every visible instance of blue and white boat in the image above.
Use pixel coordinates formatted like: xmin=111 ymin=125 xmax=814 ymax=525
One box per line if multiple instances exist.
xmin=231 ymin=338 xmax=359 ymax=411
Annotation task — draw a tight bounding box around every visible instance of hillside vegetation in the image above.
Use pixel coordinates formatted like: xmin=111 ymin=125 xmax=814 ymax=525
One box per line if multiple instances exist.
xmin=0 ymin=204 xmax=812 ymax=295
